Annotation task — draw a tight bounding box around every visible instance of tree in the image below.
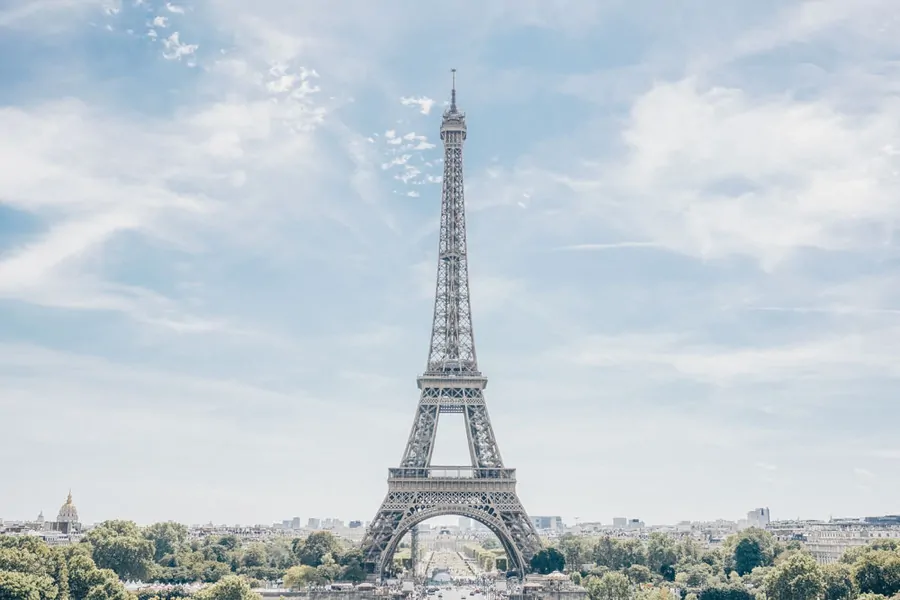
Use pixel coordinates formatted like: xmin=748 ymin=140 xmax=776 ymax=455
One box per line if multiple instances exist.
xmin=557 ymin=535 xmax=590 ymax=571
xmin=334 ymin=549 xmax=365 ymax=583
xmin=676 ymin=539 xmax=703 ymax=566
xmin=86 ymin=520 xmax=154 ymax=582
xmin=697 ymin=585 xmax=753 ymax=600
xmin=646 ymin=534 xmax=678 ymax=576
xmin=145 ymin=523 xmax=189 ymax=562
xmin=635 ymin=589 xmax=675 ymax=600
xmin=193 ymin=575 xmax=260 ymax=600
xmin=624 ymin=565 xmax=652 ymax=585
xmin=315 ymin=554 xmax=341 ymax=583
xmin=530 ymin=548 xmax=565 ymax=575
xmin=240 ymin=545 xmax=267 ymax=569
xmin=763 ymin=552 xmax=824 ymax=600
xmin=481 ymin=539 xmax=499 ymax=551
xmin=853 ymin=550 xmax=900 ymax=597
xmin=283 ymin=566 xmax=316 ymax=590
xmin=292 ymin=533 xmax=340 ymax=568
xmin=675 ymin=564 xmax=712 ymax=588
xmin=593 ymin=538 xmax=623 ymax=570
xmin=823 ymin=562 xmax=857 ymax=600
xmin=619 ymin=540 xmax=647 ymax=569
xmin=196 ymin=562 xmax=232 ymax=583
xmin=725 ymin=529 xmax=775 ymax=576
xmin=584 ymin=572 xmax=632 ymax=600
xmin=0 ymin=571 xmax=57 ymax=600
xmin=82 ymin=569 xmax=131 ymax=600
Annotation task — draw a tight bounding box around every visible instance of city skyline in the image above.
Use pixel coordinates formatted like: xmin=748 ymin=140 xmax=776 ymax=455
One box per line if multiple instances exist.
xmin=2 ymin=0 xmax=899 ymax=527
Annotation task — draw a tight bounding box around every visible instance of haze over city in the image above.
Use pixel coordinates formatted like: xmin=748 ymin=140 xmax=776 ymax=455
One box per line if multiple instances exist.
xmin=2 ymin=0 xmax=899 ymax=532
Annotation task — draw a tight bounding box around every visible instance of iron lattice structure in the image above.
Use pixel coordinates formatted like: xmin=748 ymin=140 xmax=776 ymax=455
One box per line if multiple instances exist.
xmin=361 ymin=72 xmax=542 ymax=579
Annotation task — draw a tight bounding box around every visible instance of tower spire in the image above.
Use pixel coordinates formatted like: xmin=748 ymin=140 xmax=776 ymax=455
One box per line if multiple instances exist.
xmin=450 ymin=68 xmax=457 ymax=112
xmin=431 ymin=67 xmax=472 ymax=373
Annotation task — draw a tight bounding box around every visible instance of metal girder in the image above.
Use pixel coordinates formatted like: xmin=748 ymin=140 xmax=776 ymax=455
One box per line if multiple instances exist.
xmin=360 ymin=74 xmax=542 ymax=581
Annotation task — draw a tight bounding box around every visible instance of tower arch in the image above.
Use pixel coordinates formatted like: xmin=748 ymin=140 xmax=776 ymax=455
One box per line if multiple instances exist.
xmin=379 ymin=507 xmax=526 ymax=578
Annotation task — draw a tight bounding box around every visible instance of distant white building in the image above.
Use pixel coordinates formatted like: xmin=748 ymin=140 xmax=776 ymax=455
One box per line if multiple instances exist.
xmin=747 ymin=508 xmax=770 ymax=529
xmin=531 ymin=516 xmax=564 ymax=532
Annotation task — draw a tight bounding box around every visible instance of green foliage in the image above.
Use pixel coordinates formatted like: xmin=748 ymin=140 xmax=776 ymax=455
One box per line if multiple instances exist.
xmin=584 ymin=571 xmax=632 ymax=600
xmin=530 ymin=548 xmax=566 ymax=575
xmin=853 ymin=549 xmax=900 ymax=597
xmin=763 ymin=552 xmax=824 ymax=600
xmin=134 ymin=586 xmax=190 ymax=600
xmin=675 ymin=564 xmax=712 ymax=588
xmin=144 ymin=524 xmax=189 ymax=563
xmin=0 ymin=570 xmax=57 ymax=600
xmin=723 ymin=529 xmax=776 ymax=576
xmin=282 ymin=566 xmax=316 ymax=590
xmin=83 ymin=569 xmax=131 ymax=600
xmin=592 ymin=538 xmax=647 ymax=572
xmin=0 ymin=536 xmax=130 ymax=600
xmin=556 ymin=535 xmax=591 ymax=571
xmin=823 ymin=562 xmax=857 ymax=600
xmin=291 ymin=533 xmax=339 ymax=568
xmin=696 ymin=585 xmax=753 ymax=600
xmin=634 ymin=589 xmax=675 ymax=600
xmin=481 ymin=538 xmax=499 ymax=551
xmin=193 ymin=576 xmax=260 ymax=600
xmin=624 ymin=565 xmax=652 ymax=585
xmin=197 ymin=562 xmax=232 ymax=584
xmin=646 ymin=534 xmax=678 ymax=575
xmin=314 ymin=554 xmax=340 ymax=583
xmin=86 ymin=520 xmax=155 ymax=582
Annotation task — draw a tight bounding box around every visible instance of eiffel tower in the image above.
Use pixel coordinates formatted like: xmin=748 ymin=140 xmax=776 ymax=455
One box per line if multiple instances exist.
xmin=361 ymin=71 xmax=542 ymax=579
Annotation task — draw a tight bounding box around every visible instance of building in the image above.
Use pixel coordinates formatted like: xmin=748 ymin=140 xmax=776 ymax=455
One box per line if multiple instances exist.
xmin=612 ymin=518 xmax=627 ymax=528
xmin=745 ymin=508 xmax=770 ymax=529
xmin=51 ymin=491 xmax=81 ymax=534
xmin=531 ymin=516 xmax=564 ymax=532
xmin=307 ymin=518 xmax=320 ymax=529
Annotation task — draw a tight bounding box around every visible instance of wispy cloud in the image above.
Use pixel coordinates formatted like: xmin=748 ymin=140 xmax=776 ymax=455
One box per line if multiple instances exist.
xmin=555 ymin=242 xmax=660 ymax=251
xmin=1 ymin=0 xmax=899 ymax=525
xmin=400 ymin=96 xmax=435 ymax=115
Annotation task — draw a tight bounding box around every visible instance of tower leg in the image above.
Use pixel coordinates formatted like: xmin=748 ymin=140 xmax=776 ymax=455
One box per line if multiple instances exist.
xmin=361 ymin=487 xmax=542 ymax=580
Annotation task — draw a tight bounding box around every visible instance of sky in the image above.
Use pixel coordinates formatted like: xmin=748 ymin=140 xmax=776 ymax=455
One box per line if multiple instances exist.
xmin=1 ymin=0 xmax=899 ymax=528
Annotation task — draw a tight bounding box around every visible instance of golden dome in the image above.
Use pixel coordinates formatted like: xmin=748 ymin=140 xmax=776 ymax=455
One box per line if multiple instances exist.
xmin=57 ymin=490 xmax=79 ymax=524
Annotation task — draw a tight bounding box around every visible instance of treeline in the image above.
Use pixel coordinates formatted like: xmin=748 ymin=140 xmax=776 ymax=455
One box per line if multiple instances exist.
xmin=103 ymin=521 xmax=365 ymax=586
xmin=0 ymin=520 xmax=365 ymax=600
xmin=543 ymin=528 xmax=900 ymax=600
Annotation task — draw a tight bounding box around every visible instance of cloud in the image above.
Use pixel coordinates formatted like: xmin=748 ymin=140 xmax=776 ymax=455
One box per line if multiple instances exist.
xmin=854 ymin=467 xmax=876 ymax=479
xmin=592 ymin=79 xmax=900 ymax=266
xmin=555 ymin=242 xmax=660 ymax=251
xmin=400 ymin=96 xmax=435 ymax=115
xmin=161 ymin=32 xmax=197 ymax=60
xmin=558 ymin=328 xmax=900 ymax=387
xmin=3 ymin=0 xmax=900 ymax=526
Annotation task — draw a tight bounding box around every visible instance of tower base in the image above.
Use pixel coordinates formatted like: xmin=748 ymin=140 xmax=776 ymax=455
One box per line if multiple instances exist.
xmin=361 ymin=467 xmax=541 ymax=579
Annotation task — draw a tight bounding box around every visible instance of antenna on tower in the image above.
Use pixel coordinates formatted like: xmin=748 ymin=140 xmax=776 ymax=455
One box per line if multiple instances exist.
xmin=450 ymin=68 xmax=457 ymax=112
